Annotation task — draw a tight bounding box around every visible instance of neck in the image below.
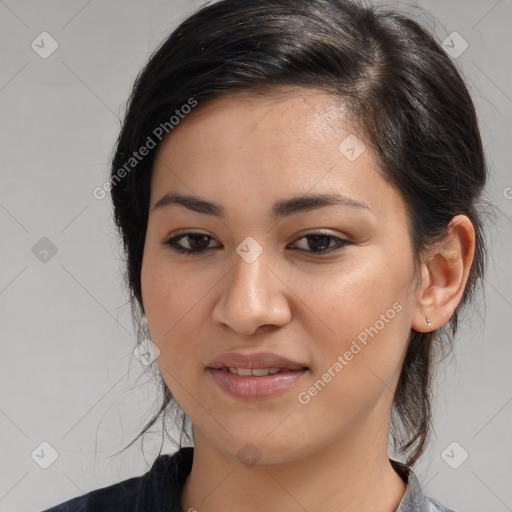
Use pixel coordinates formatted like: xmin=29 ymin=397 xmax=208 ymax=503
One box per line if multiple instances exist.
xmin=180 ymin=420 xmax=407 ymax=512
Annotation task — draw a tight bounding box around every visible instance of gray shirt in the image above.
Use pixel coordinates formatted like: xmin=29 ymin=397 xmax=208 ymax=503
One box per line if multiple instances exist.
xmin=41 ymin=447 xmax=456 ymax=511
xmin=389 ymin=458 xmax=456 ymax=512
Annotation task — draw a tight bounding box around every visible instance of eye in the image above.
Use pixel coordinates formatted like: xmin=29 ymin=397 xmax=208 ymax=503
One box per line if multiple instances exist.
xmin=161 ymin=230 xmax=350 ymax=256
xmin=288 ymin=231 xmax=350 ymax=254
xmin=162 ymin=232 xmax=220 ymax=255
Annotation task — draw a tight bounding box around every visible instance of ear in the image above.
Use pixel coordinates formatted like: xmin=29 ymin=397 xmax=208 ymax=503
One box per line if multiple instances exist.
xmin=412 ymin=215 xmax=476 ymax=332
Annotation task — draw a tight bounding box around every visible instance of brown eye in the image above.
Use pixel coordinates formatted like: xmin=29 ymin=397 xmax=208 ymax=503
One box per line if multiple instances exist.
xmin=162 ymin=233 xmax=220 ymax=255
xmin=288 ymin=232 xmax=350 ymax=254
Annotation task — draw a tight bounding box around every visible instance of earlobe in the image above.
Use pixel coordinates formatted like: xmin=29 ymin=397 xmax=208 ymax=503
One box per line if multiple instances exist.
xmin=412 ymin=215 xmax=476 ymax=332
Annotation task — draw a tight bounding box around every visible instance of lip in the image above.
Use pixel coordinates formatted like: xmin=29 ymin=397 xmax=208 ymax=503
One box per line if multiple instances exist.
xmin=207 ymin=351 xmax=308 ymax=371
xmin=208 ymin=367 xmax=308 ymax=399
xmin=206 ymin=351 xmax=309 ymax=399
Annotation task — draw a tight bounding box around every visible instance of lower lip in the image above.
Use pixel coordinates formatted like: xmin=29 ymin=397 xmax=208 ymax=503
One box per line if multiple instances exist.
xmin=208 ymin=368 xmax=308 ymax=399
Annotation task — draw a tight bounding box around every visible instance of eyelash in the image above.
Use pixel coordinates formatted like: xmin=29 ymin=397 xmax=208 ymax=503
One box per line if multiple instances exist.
xmin=161 ymin=231 xmax=351 ymax=256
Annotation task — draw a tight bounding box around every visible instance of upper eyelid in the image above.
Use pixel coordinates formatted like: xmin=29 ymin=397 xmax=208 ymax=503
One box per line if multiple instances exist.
xmin=166 ymin=229 xmax=348 ymax=241
xmin=164 ymin=230 xmax=350 ymax=249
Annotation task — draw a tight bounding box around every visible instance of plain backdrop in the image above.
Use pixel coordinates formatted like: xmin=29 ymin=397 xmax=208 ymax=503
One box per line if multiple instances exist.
xmin=1 ymin=1 xmax=511 ymax=511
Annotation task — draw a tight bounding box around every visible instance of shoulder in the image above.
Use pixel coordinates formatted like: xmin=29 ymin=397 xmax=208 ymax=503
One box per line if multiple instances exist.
xmin=40 ymin=447 xmax=194 ymax=512
xmin=390 ymin=458 xmax=457 ymax=512
xmin=40 ymin=473 xmax=142 ymax=512
xmin=426 ymin=496 xmax=457 ymax=512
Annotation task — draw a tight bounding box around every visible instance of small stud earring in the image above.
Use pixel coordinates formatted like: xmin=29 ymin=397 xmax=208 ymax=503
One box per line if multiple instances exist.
xmin=425 ymin=317 xmax=432 ymax=327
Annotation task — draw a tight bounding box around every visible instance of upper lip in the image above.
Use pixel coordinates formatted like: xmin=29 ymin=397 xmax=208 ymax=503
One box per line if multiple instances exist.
xmin=207 ymin=351 xmax=308 ymax=370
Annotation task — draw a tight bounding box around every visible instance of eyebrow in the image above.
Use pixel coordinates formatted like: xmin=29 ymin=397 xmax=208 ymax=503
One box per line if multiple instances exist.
xmin=152 ymin=192 xmax=373 ymax=218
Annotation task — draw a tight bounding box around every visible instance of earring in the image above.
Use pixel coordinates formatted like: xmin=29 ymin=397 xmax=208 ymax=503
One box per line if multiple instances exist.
xmin=425 ymin=317 xmax=432 ymax=327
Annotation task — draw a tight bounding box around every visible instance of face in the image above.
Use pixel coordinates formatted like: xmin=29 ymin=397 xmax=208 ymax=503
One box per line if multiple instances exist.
xmin=141 ymin=90 xmax=420 ymax=464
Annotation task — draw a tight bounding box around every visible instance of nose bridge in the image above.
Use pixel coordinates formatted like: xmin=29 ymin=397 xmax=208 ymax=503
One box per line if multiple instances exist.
xmin=232 ymin=246 xmax=272 ymax=304
xmin=212 ymin=242 xmax=290 ymax=334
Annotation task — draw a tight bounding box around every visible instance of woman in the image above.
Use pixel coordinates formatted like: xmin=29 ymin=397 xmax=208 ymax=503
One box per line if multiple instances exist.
xmin=43 ymin=0 xmax=488 ymax=510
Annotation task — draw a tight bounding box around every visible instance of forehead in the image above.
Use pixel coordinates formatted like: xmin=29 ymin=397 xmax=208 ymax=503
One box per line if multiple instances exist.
xmin=157 ymin=89 xmax=356 ymax=154
xmin=149 ymin=89 xmax=402 ymax=220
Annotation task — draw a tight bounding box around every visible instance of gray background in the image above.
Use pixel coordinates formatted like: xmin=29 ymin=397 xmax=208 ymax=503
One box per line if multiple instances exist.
xmin=1 ymin=1 xmax=511 ymax=511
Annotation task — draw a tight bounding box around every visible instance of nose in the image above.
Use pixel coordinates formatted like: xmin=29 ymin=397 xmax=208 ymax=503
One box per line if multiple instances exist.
xmin=211 ymin=247 xmax=292 ymax=336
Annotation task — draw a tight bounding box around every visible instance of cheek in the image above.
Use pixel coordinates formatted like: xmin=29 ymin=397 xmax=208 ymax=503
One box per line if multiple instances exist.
xmin=140 ymin=250 xmax=225 ymax=382
xmin=141 ymin=257 xmax=201 ymax=374
xmin=295 ymin=256 xmax=406 ymax=335
xmin=297 ymin=286 xmax=408 ymax=425
xmin=295 ymin=256 xmax=411 ymax=383
xmin=142 ymin=243 xmax=194 ymax=333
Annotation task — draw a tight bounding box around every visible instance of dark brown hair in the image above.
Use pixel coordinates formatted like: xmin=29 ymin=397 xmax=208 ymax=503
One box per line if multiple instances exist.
xmin=109 ymin=0 xmax=488 ymax=467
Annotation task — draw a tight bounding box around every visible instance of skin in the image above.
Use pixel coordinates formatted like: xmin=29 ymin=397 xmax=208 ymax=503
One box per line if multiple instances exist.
xmin=140 ymin=89 xmax=475 ymax=512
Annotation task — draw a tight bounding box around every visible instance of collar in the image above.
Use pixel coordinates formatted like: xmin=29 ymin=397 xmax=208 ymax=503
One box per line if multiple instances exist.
xmin=390 ymin=458 xmax=431 ymax=511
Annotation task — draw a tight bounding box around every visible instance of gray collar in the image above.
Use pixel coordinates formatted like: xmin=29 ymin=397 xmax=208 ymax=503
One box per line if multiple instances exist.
xmin=390 ymin=458 xmax=454 ymax=512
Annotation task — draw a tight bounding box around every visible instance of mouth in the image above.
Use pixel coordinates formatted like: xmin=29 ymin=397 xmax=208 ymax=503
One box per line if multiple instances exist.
xmin=207 ymin=351 xmax=308 ymax=372
xmin=207 ymin=366 xmax=308 ymax=399
xmin=206 ymin=351 xmax=309 ymax=399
